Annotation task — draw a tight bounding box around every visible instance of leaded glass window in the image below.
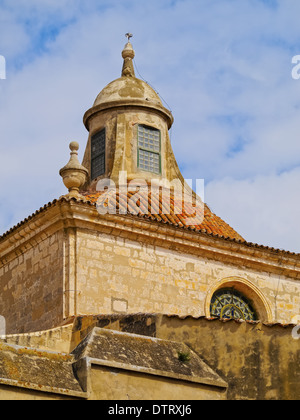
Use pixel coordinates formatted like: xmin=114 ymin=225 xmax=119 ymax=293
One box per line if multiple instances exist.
xmin=137 ymin=125 xmax=161 ymax=174
xmin=91 ymin=129 xmax=106 ymax=179
xmin=210 ymin=288 xmax=258 ymax=321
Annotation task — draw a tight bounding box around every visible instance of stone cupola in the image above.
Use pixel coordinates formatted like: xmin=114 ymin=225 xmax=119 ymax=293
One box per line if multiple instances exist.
xmin=81 ymin=37 xmax=184 ymax=191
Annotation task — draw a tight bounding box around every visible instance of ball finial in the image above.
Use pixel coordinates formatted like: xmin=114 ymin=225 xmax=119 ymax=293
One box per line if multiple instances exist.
xmin=69 ymin=141 xmax=79 ymax=152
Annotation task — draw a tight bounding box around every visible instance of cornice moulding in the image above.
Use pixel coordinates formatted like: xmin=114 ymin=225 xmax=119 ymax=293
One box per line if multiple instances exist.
xmin=0 ymin=198 xmax=299 ymax=279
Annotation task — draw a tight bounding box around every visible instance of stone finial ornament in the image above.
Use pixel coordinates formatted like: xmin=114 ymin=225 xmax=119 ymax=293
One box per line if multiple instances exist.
xmin=122 ymin=34 xmax=135 ymax=78
xmin=59 ymin=142 xmax=88 ymax=198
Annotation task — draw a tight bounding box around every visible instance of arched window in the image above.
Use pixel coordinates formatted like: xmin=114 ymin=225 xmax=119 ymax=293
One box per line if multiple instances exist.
xmin=210 ymin=288 xmax=258 ymax=321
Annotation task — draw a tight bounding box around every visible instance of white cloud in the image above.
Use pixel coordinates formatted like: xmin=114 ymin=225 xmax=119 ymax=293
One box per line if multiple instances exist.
xmin=206 ymin=168 xmax=300 ymax=253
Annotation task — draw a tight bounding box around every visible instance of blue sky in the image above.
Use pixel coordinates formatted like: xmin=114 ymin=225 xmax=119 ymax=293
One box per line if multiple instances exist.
xmin=1 ymin=0 xmax=300 ymax=252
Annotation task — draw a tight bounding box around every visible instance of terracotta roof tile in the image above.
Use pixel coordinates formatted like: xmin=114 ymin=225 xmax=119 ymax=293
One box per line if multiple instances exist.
xmin=1 ymin=195 xmax=299 ymax=258
xmin=82 ymin=189 xmax=245 ymax=242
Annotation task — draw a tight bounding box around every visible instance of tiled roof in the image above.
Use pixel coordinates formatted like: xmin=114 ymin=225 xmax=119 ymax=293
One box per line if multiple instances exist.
xmin=82 ymin=189 xmax=245 ymax=242
xmin=0 ymin=193 xmax=300 ymax=259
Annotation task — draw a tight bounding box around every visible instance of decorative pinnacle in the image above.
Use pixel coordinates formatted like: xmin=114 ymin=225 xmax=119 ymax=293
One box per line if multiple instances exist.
xmin=121 ymin=34 xmax=135 ymax=77
xmin=59 ymin=142 xmax=88 ymax=198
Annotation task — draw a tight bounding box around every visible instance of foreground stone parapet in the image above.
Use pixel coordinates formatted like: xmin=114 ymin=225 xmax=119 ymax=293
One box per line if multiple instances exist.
xmin=0 ymin=324 xmax=227 ymax=400
xmin=72 ymin=327 xmax=227 ymax=398
xmin=0 ymin=341 xmax=85 ymax=399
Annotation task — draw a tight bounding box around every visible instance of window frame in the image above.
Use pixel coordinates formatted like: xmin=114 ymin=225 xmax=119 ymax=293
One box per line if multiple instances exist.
xmin=91 ymin=128 xmax=106 ymax=180
xmin=137 ymin=125 xmax=162 ymax=175
xmin=210 ymin=287 xmax=258 ymax=321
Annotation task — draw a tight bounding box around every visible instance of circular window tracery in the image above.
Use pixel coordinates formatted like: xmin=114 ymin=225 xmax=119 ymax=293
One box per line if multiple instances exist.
xmin=210 ymin=288 xmax=258 ymax=321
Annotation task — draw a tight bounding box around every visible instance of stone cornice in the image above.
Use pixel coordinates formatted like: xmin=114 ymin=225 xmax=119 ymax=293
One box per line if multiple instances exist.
xmin=0 ymin=197 xmax=300 ymax=279
xmin=0 ymin=202 xmax=62 ymax=268
xmin=83 ymin=99 xmax=174 ymax=130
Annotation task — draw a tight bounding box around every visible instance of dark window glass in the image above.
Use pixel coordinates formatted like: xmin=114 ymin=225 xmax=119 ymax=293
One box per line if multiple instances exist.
xmin=91 ymin=129 xmax=106 ymax=179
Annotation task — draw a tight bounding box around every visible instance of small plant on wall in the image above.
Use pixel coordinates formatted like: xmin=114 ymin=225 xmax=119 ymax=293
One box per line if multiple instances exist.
xmin=177 ymin=351 xmax=191 ymax=363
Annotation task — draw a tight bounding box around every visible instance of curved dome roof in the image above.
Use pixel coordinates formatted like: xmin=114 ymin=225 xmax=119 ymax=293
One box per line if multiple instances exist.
xmin=83 ymin=40 xmax=173 ymax=129
xmin=93 ymin=76 xmax=163 ymax=108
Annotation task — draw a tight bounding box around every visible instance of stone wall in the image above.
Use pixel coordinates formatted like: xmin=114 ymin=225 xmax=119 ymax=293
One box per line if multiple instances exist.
xmin=89 ymin=365 xmax=226 ymax=400
xmin=0 ymin=230 xmax=65 ymax=334
xmin=0 ymin=323 xmax=74 ymax=353
xmin=1 ymin=199 xmax=300 ymax=334
xmin=156 ymin=315 xmax=300 ymax=400
xmin=76 ymin=228 xmax=300 ymax=323
xmin=71 ymin=313 xmax=300 ymax=400
xmin=0 ymin=313 xmax=299 ymax=400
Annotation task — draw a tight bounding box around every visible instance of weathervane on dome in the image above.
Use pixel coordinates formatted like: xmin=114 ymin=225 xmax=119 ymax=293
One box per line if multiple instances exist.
xmin=122 ymin=33 xmax=135 ymax=77
xmin=125 ymin=33 xmax=133 ymax=42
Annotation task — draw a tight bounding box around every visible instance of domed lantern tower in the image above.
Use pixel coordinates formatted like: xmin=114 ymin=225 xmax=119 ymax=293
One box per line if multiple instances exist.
xmin=69 ymin=35 xmax=244 ymax=241
xmin=81 ymin=37 xmax=185 ymax=191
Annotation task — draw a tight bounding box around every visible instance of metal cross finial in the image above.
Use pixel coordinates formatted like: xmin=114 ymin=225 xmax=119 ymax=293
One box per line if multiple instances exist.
xmin=125 ymin=33 xmax=133 ymax=42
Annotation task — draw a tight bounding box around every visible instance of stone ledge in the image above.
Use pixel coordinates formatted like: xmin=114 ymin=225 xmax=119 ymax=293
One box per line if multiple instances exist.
xmin=72 ymin=327 xmax=228 ymax=390
xmin=0 ymin=341 xmax=85 ymax=398
xmin=0 ymin=322 xmax=227 ymax=399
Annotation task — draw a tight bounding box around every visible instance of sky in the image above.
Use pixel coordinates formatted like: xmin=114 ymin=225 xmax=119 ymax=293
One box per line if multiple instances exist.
xmin=0 ymin=0 xmax=300 ymax=253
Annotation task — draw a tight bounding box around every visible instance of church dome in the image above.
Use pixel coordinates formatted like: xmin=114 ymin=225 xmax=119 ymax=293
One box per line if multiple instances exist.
xmin=93 ymin=76 xmax=163 ymax=108
xmin=83 ymin=40 xmax=174 ymax=130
